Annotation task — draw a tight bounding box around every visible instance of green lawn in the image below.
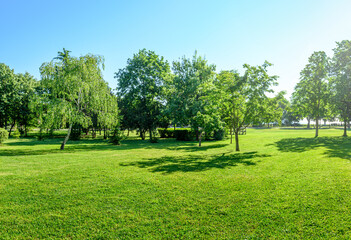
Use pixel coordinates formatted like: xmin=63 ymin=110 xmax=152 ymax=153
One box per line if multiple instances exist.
xmin=1 ymin=128 xmax=350 ymax=239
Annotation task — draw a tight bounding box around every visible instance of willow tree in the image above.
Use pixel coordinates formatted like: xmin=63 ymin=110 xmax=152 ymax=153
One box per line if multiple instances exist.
xmin=40 ymin=49 xmax=118 ymax=150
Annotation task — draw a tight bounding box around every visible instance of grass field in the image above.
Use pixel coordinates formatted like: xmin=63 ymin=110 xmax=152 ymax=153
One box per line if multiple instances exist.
xmin=1 ymin=128 xmax=350 ymax=239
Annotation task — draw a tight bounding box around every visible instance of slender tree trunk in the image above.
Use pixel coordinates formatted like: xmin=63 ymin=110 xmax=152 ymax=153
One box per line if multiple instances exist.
xmin=61 ymin=123 xmax=73 ymax=150
xmin=230 ymin=128 xmax=233 ymax=144
xmin=8 ymin=121 xmax=15 ymax=137
xmin=235 ymin=131 xmax=240 ymax=151
xmin=127 ymin=128 xmax=130 ymax=137
xmin=307 ymin=118 xmax=310 ymax=129
xmin=149 ymin=128 xmax=153 ymax=142
xmin=103 ymin=128 xmax=107 ymax=139
xmin=343 ymin=119 xmax=348 ymax=137
xmin=140 ymin=130 xmax=145 ymax=140
xmin=24 ymin=124 xmax=28 ymax=137
xmin=198 ymin=131 xmax=202 ymax=147
xmin=315 ymin=118 xmax=319 ymax=138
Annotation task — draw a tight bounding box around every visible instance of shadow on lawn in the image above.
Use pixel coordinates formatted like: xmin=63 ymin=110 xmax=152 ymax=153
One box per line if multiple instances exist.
xmin=273 ymin=136 xmax=351 ymax=160
xmin=0 ymin=138 xmax=227 ymax=157
xmin=120 ymin=151 xmax=270 ymax=174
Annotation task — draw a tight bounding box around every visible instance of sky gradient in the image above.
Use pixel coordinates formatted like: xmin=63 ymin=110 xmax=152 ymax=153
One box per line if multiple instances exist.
xmin=1 ymin=0 xmax=351 ymax=97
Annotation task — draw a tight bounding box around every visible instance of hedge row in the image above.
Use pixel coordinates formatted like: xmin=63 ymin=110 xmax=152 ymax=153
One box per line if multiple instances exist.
xmin=158 ymin=128 xmax=196 ymax=141
xmin=158 ymin=128 xmax=226 ymax=141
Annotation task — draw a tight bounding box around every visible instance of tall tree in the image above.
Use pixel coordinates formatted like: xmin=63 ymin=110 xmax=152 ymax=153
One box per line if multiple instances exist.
xmin=169 ymin=52 xmax=222 ymax=146
xmin=16 ymin=72 xmax=37 ymax=136
xmin=293 ymin=51 xmax=330 ymax=137
xmin=0 ymin=63 xmax=16 ymax=129
xmin=330 ymin=40 xmax=351 ymax=136
xmin=216 ymin=62 xmax=278 ymax=151
xmin=115 ymin=49 xmax=171 ymax=142
xmin=40 ymin=48 xmax=117 ymax=150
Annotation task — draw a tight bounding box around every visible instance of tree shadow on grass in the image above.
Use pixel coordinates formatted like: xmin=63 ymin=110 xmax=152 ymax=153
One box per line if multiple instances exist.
xmin=0 ymin=139 xmax=225 ymax=157
xmin=120 ymin=151 xmax=270 ymax=174
xmin=166 ymin=143 xmax=228 ymax=152
xmin=272 ymin=136 xmax=351 ymax=160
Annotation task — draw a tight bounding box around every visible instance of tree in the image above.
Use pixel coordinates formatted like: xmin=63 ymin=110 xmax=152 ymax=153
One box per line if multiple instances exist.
xmin=115 ymin=49 xmax=171 ymax=142
xmin=216 ymin=62 xmax=278 ymax=151
xmin=260 ymin=91 xmax=287 ymax=127
xmin=0 ymin=63 xmax=16 ymax=129
xmin=16 ymin=72 xmax=37 ymax=136
xmin=169 ymin=52 xmax=222 ymax=146
xmin=330 ymin=40 xmax=351 ymax=136
xmin=293 ymin=51 xmax=330 ymax=137
xmin=40 ymin=48 xmax=117 ymax=150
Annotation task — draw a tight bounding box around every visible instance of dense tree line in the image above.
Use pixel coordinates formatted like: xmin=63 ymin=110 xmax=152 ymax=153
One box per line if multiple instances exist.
xmin=1 ymin=41 xmax=350 ymax=150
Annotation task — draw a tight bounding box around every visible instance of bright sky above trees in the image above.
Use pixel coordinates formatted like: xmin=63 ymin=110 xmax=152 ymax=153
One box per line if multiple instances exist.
xmin=1 ymin=0 xmax=351 ymax=96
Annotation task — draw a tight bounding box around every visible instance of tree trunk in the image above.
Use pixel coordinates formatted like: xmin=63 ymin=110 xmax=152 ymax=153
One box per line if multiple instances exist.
xmin=198 ymin=131 xmax=202 ymax=147
xmin=8 ymin=121 xmax=15 ymax=137
xmin=315 ymin=118 xmax=319 ymax=138
xmin=343 ymin=119 xmax=348 ymax=137
xmin=24 ymin=124 xmax=28 ymax=137
xmin=61 ymin=123 xmax=73 ymax=150
xmin=127 ymin=128 xmax=130 ymax=137
xmin=235 ymin=131 xmax=240 ymax=151
xmin=230 ymin=128 xmax=233 ymax=144
xmin=140 ymin=130 xmax=145 ymax=140
xmin=103 ymin=128 xmax=107 ymax=139
xmin=307 ymin=118 xmax=310 ymax=129
xmin=149 ymin=128 xmax=153 ymax=142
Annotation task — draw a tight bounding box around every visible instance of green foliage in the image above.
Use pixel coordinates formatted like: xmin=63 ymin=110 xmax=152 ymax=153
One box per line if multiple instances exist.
xmin=292 ymin=51 xmax=330 ymax=137
xmin=213 ymin=128 xmax=226 ymax=140
xmin=169 ymin=52 xmax=223 ymax=145
xmin=39 ymin=48 xmax=118 ymax=149
xmin=0 ymin=128 xmax=8 ymax=144
xmin=70 ymin=125 xmax=82 ymax=141
xmin=174 ymin=129 xmax=196 ymax=141
xmin=109 ymin=124 xmax=125 ymax=145
xmin=330 ymin=40 xmax=351 ymax=136
xmin=216 ymin=62 xmax=278 ymax=150
xmin=115 ymin=49 xmax=171 ymax=141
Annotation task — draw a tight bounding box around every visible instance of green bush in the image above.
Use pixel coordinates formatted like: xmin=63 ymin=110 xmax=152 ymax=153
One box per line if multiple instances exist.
xmin=0 ymin=128 xmax=8 ymax=144
xmin=214 ymin=128 xmax=226 ymax=140
xmin=11 ymin=129 xmax=21 ymax=139
xmin=174 ymin=129 xmax=196 ymax=141
xmin=109 ymin=126 xmax=125 ymax=145
xmin=70 ymin=126 xmax=82 ymax=140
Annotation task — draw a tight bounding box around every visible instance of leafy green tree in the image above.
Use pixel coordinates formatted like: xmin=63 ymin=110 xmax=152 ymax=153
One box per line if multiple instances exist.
xmin=293 ymin=51 xmax=330 ymax=137
xmin=260 ymin=91 xmax=287 ymax=127
xmin=0 ymin=63 xmax=16 ymax=129
xmin=40 ymin=48 xmax=117 ymax=150
xmin=330 ymin=40 xmax=351 ymax=136
xmin=216 ymin=62 xmax=278 ymax=151
xmin=16 ymin=72 xmax=37 ymax=136
xmin=115 ymin=49 xmax=171 ymax=142
xmin=169 ymin=52 xmax=222 ymax=146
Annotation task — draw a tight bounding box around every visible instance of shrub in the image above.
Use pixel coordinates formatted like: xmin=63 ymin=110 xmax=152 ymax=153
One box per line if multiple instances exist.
xmin=174 ymin=129 xmax=196 ymax=141
xmin=11 ymin=129 xmax=21 ymax=139
xmin=70 ymin=126 xmax=82 ymax=140
xmin=214 ymin=128 xmax=226 ymax=140
xmin=0 ymin=128 xmax=8 ymax=144
xmin=110 ymin=125 xmax=125 ymax=145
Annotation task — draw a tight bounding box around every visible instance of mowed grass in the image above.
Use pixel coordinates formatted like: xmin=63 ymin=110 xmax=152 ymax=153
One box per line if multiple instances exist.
xmin=0 ymin=128 xmax=350 ymax=239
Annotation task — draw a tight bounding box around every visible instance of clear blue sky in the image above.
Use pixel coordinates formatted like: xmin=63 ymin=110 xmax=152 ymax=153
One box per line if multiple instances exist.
xmin=1 ymin=0 xmax=351 ymax=97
